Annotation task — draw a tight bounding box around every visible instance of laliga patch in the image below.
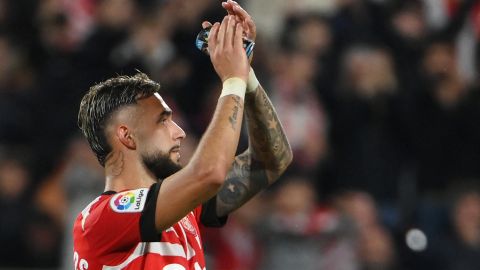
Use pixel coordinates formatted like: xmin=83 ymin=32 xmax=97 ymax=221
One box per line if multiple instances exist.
xmin=110 ymin=188 xmax=148 ymax=213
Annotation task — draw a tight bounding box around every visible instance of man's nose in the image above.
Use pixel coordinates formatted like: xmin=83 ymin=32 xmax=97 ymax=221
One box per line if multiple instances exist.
xmin=172 ymin=121 xmax=186 ymax=140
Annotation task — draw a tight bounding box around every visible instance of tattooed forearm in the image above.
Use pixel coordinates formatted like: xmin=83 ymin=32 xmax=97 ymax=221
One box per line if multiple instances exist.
xmin=216 ymin=85 xmax=292 ymax=216
xmin=244 ymin=85 xmax=292 ymax=181
xmin=216 ymin=151 xmax=269 ymax=216
xmin=228 ymin=96 xmax=242 ymax=130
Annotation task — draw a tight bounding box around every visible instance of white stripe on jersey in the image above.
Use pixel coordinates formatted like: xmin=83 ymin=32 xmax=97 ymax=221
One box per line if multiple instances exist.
xmin=102 ymin=242 xmax=187 ymax=270
xmin=177 ymin=219 xmax=196 ymax=261
xmin=81 ymin=197 xmax=101 ymax=231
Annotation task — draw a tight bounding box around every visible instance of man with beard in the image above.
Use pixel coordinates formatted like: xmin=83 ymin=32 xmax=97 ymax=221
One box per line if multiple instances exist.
xmin=73 ymin=1 xmax=292 ymax=269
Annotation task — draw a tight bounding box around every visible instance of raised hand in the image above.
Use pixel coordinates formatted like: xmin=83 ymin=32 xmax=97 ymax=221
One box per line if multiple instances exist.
xmin=202 ymin=0 xmax=256 ymax=42
xmin=208 ymin=16 xmax=249 ymax=83
xmin=221 ymin=0 xmax=256 ymax=42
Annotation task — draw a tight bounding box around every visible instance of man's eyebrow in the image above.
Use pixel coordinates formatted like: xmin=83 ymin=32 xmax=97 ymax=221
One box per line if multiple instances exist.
xmin=157 ymin=110 xmax=172 ymax=121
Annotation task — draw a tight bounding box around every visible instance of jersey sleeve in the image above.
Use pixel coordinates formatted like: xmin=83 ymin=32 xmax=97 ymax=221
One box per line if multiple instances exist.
xmin=139 ymin=183 xmax=161 ymax=241
xmin=199 ymin=195 xmax=228 ymax=227
xmin=82 ymin=183 xmax=160 ymax=264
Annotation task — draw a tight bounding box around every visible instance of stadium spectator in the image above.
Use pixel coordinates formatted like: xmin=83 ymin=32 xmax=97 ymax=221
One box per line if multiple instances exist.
xmin=258 ymin=176 xmax=358 ymax=270
xmin=334 ymin=191 xmax=397 ymax=270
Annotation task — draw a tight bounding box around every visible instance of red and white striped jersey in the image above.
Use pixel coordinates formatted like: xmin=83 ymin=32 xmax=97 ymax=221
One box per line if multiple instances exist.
xmin=73 ymin=183 xmax=226 ymax=270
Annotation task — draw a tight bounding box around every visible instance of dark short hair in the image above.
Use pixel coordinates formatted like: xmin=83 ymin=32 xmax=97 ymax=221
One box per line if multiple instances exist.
xmin=78 ymin=73 xmax=161 ymax=166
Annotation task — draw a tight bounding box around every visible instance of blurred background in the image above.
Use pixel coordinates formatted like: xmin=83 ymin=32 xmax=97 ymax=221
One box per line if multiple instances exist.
xmin=1 ymin=0 xmax=480 ymax=269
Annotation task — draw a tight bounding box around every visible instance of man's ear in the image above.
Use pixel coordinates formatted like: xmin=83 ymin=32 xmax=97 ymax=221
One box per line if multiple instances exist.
xmin=117 ymin=125 xmax=136 ymax=149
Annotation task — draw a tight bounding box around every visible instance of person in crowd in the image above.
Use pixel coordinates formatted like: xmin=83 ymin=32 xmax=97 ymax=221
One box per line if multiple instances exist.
xmin=258 ymin=176 xmax=358 ymax=270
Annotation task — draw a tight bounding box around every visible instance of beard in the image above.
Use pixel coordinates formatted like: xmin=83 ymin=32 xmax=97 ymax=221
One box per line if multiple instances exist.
xmin=141 ymin=147 xmax=183 ymax=180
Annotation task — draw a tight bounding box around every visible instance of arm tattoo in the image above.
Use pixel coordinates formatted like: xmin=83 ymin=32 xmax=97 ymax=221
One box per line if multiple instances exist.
xmin=244 ymin=85 xmax=292 ymax=180
xmin=228 ymin=96 xmax=242 ymax=130
xmin=217 ymin=151 xmax=269 ymax=217
xmin=216 ymin=85 xmax=292 ymax=216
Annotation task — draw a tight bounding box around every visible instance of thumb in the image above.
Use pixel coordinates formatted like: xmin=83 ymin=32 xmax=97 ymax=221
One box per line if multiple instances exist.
xmin=202 ymin=21 xmax=213 ymax=29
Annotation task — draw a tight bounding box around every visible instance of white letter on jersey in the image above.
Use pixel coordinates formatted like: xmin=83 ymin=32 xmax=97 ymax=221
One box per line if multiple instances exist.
xmin=74 ymin=251 xmax=89 ymax=270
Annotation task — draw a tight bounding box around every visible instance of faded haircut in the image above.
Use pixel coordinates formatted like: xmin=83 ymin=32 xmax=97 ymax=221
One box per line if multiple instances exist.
xmin=78 ymin=73 xmax=161 ymax=166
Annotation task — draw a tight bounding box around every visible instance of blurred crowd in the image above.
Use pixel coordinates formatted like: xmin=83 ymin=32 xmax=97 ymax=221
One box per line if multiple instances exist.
xmin=1 ymin=0 xmax=480 ymax=269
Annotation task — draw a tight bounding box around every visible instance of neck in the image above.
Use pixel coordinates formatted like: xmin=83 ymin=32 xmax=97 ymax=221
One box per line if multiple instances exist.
xmin=104 ymin=150 xmax=157 ymax=192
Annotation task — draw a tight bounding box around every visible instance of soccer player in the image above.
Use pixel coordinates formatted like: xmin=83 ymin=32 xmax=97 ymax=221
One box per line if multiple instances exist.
xmin=73 ymin=1 xmax=292 ymax=269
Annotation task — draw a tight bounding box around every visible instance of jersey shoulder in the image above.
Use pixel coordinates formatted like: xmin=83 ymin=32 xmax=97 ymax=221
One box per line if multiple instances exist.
xmin=73 ymin=187 xmax=153 ymax=266
xmin=75 ymin=187 xmax=150 ymax=233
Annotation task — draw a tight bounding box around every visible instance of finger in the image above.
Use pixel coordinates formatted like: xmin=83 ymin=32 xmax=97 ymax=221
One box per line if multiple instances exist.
xmin=225 ymin=1 xmax=243 ymax=23
xmin=202 ymin=21 xmax=213 ymax=29
xmin=222 ymin=1 xmax=235 ymax=15
xmin=208 ymin=22 xmax=220 ymax=53
xmin=244 ymin=18 xmax=256 ymax=40
xmin=232 ymin=2 xmax=251 ymax=21
xmin=246 ymin=17 xmax=256 ymax=33
xmin=217 ymin=16 xmax=229 ymax=49
xmin=233 ymin=23 xmax=244 ymax=49
xmin=225 ymin=16 xmax=236 ymax=48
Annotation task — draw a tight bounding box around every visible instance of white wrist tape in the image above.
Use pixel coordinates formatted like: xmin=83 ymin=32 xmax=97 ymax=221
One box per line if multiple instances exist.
xmin=247 ymin=67 xmax=260 ymax=93
xmin=220 ymin=77 xmax=247 ymax=100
